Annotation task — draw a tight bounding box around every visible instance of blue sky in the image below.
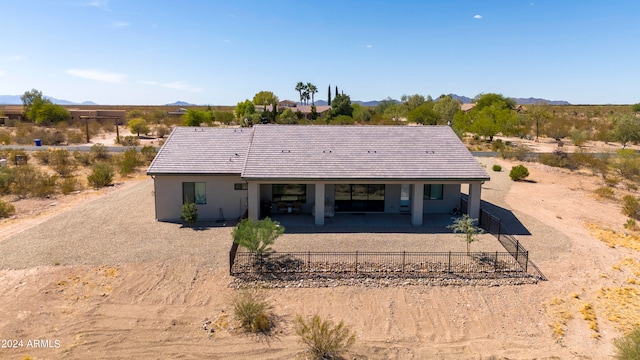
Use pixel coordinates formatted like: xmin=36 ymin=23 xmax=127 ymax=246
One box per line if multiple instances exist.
xmin=1 ymin=0 xmax=638 ymax=105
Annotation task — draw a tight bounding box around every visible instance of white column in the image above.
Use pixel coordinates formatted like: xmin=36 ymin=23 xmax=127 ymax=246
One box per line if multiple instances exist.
xmin=247 ymin=182 xmax=259 ymax=220
xmin=468 ymin=181 xmax=482 ymax=219
xmin=411 ymin=183 xmax=424 ymax=226
xmin=314 ymin=182 xmax=325 ymax=226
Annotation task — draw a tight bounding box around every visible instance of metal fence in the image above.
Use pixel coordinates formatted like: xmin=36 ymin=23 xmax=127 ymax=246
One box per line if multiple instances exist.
xmin=230 ymin=250 xmax=527 ymax=276
xmin=478 ymin=209 xmax=529 ymax=272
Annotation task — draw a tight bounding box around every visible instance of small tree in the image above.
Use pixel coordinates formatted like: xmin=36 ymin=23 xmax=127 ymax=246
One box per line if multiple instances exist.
xmin=232 ymin=218 xmax=284 ymax=256
xmin=295 ymin=315 xmax=356 ymax=360
xmin=509 ymin=165 xmax=530 ymax=181
xmin=128 ymin=118 xmax=150 ymax=137
xmin=180 ymin=199 xmax=198 ymax=226
xmin=447 ymin=214 xmax=484 ymax=255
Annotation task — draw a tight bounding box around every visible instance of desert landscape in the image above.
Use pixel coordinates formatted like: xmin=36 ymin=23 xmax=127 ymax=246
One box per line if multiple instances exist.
xmin=1 ymin=135 xmax=639 ymax=359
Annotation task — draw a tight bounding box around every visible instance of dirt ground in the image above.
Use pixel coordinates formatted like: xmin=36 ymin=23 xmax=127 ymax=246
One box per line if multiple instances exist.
xmin=1 ymin=144 xmax=639 ymax=358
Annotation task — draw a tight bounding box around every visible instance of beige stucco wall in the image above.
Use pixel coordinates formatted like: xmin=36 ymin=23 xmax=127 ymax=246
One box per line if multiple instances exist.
xmin=153 ymin=175 xmax=246 ymax=221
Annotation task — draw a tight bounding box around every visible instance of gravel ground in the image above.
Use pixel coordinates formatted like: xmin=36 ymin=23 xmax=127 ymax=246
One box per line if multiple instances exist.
xmin=0 ymin=158 xmax=548 ymax=272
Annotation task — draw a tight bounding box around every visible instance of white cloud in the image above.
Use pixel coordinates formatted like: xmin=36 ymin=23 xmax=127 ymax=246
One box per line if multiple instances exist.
xmin=474 ymin=14 xmax=482 ymax=19
xmin=139 ymin=80 xmax=201 ymax=93
xmin=66 ymin=69 xmax=126 ymax=83
xmin=84 ymin=0 xmax=109 ymax=10
xmin=113 ymin=21 xmax=130 ymax=28
xmin=1 ymin=55 xmax=26 ymax=62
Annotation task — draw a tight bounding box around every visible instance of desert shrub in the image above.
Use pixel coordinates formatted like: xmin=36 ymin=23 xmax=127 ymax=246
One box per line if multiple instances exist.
xmin=155 ymin=124 xmax=169 ymax=138
xmin=614 ymin=150 xmax=640 ymax=180
xmin=295 ymin=315 xmax=356 ymax=360
xmin=501 ymin=144 xmax=529 ymax=161
xmin=614 ymin=326 xmax=640 ymax=360
xmin=0 ymin=130 xmax=10 ymax=145
xmin=32 ymin=173 xmax=58 ymax=198
xmin=120 ymin=136 xmax=140 ymax=146
xmin=180 ymin=200 xmax=198 ymax=225
xmin=509 ymin=165 xmax=530 ymax=181
xmin=0 ymin=199 xmax=15 ymax=218
xmin=233 ymin=289 xmax=273 ymax=334
xmin=11 ymin=166 xmax=39 ymax=198
xmin=605 ymin=176 xmax=620 ymax=187
xmin=626 ymin=182 xmax=638 ymax=192
xmin=624 ymin=219 xmax=638 ymax=231
xmin=90 ymin=143 xmax=109 ymax=161
xmin=13 ymin=122 xmax=35 ymax=144
xmin=119 ymin=148 xmax=140 ymax=176
xmin=570 ymin=129 xmax=588 ymax=147
xmin=594 ymin=187 xmax=615 ymax=199
xmin=492 ymin=164 xmax=502 ymax=172
xmin=87 ymin=162 xmax=114 ymax=188
xmin=33 ymin=150 xmax=52 ymax=165
xmin=0 ymin=167 xmax=15 ymax=194
xmin=50 ymin=149 xmax=75 ymax=177
xmin=67 ymin=130 xmax=85 ymax=144
xmin=622 ymin=195 xmax=640 ymax=219
xmin=73 ymin=151 xmax=92 ymax=167
xmin=128 ymin=118 xmax=150 ymax=137
xmin=140 ymin=145 xmax=157 ymax=163
xmin=232 ymin=218 xmax=284 ymax=256
xmin=60 ymin=176 xmax=79 ymax=195
xmin=491 ymin=139 xmax=505 ymax=152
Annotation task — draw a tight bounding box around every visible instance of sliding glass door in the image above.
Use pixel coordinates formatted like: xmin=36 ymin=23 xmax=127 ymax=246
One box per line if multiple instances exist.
xmin=334 ymin=184 xmax=385 ymax=212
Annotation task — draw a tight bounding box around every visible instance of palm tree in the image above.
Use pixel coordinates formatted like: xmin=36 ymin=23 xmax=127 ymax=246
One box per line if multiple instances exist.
xmin=307 ymin=83 xmax=318 ymax=105
xmin=295 ymin=82 xmax=306 ymax=105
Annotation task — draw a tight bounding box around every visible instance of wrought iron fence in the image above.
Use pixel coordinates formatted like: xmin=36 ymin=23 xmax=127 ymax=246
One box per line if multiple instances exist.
xmin=478 ymin=209 xmax=528 ymax=272
xmin=230 ymin=250 xmax=527 ymax=276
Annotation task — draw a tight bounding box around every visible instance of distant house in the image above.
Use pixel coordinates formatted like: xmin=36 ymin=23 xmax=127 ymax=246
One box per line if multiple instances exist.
xmin=147 ymin=125 xmax=489 ymax=226
xmin=461 ymin=103 xmax=476 ymax=113
xmin=168 ymin=108 xmax=188 ymax=116
xmin=263 ymin=101 xmax=331 ymax=119
xmin=0 ymin=106 xmax=125 ymax=125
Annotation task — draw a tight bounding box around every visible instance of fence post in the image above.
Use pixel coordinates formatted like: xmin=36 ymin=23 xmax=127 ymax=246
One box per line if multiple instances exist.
xmin=497 ymin=219 xmax=501 ymax=241
xmin=515 ymin=240 xmax=519 ymax=263
xmin=308 ymin=251 xmax=311 ymax=272
xmin=494 ymin=251 xmax=498 ymax=272
xmin=524 ymin=251 xmax=528 ymax=273
xmin=448 ymin=251 xmax=451 ymax=273
xmin=355 ymin=251 xmax=358 ymax=274
xmin=402 ymin=251 xmax=406 ymax=273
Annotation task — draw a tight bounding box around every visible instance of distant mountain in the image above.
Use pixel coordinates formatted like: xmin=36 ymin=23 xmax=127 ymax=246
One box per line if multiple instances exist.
xmin=0 ymin=94 xmax=97 ymax=105
xmin=166 ymin=101 xmax=195 ymax=106
xmin=510 ymin=97 xmax=570 ymax=105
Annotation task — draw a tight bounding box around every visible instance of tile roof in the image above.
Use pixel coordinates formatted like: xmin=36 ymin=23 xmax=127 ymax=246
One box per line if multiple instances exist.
xmin=147 ymin=127 xmax=252 ymax=175
xmin=242 ymin=125 xmax=489 ymax=181
xmin=148 ymin=125 xmax=490 ymax=182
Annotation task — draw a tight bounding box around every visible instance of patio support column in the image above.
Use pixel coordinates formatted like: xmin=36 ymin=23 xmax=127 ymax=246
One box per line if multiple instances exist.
xmin=247 ymin=182 xmax=259 ymax=220
xmin=314 ymin=182 xmax=325 ymax=226
xmin=411 ymin=183 xmax=424 ymax=226
xmin=468 ymin=181 xmax=482 ymax=219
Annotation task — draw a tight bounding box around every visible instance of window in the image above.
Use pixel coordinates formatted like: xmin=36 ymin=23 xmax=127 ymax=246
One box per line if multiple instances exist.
xmin=234 ymin=183 xmax=248 ymax=190
xmin=335 ymin=184 xmax=385 ymax=212
xmin=272 ymin=184 xmax=306 ymax=202
xmin=424 ymin=184 xmax=443 ymax=200
xmin=183 ymin=182 xmax=206 ymax=204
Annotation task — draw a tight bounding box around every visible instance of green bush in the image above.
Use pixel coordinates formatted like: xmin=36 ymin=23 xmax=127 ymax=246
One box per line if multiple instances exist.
xmin=73 ymin=151 xmax=92 ymax=167
xmin=50 ymin=149 xmax=75 ymax=177
xmin=119 ymin=148 xmax=140 ymax=176
xmin=295 ymin=315 xmax=356 ymax=360
xmin=232 ymin=218 xmax=284 ymax=255
xmin=0 ymin=199 xmax=15 ymax=218
xmin=233 ymin=289 xmax=273 ymax=334
xmin=11 ymin=165 xmax=39 ymax=198
xmin=120 ymin=136 xmax=140 ymax=146
xmin=509 ymin=165 xmax=530 ymax=181
xmin=594 ymin=187 xmax=615 ymax=199
xmin=615 ymin=326 xmax=640 ymax=360
xmin=492 ymin=164 xmax=502 ymax=172
xmin=33 ymin=150 xmax=52 ymax=165
xmin=90 ymin=143 xmax=109 ymax=161
xmin=60 ymin=176 xmax=79 ymax=195
xmin=87 ymin=162 xmax=115 ymax=188
xmin=32 ymin=173 xmax=58 ymax=198
xmin=0 ymin=167 xmax=15 ymax=194
xmin=180 ymin=200 xmax=198 ymax=225
xmin=622 ymin=195 xmax=640 ymax=219
xmin=140 ymin=145 xmax=157 ymax=163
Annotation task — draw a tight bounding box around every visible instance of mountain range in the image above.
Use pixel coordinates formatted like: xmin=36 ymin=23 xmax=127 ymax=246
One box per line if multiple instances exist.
xmin=0 ymin=94 xmax=570 ymax=107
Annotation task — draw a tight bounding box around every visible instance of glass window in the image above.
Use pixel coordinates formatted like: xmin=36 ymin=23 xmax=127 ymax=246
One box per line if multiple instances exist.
xmin=183 ymin=182 xmax=206 ymax=204
xmin=424 ymin=184 xmax=443 ymax=200
xmin=234 ymin=183 xmax=248 ymax=190
xmin=272 ymin=184 xmax=306 ymax=202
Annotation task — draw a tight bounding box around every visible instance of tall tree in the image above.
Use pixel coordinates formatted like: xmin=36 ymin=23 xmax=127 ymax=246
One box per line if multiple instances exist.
xmin=331 ymin=93 xmax=353 ymax=117
xmin=295 ymin=82 xmax=306 ymax=105
xmin=20 ymin=88 xmax=70 ymax=125
xmin=234 ymin=100 xmax=256 ymax=121
xmin=335 ymin=86 xmax=338 ymax=98
xmin=401 ymin=94 xmax=426 ymax=112
xmin=327 ymin=85 xmax=332 ymax=106
xmin=252 ymin=91 xmax=279 ymax=105
xmin=307 ymin=83 xmax=318 ymax=105
xmin=526 ymin=103 xmax=552 ymax=141
xmin=433 ymin=95 xmax=462 ymax=125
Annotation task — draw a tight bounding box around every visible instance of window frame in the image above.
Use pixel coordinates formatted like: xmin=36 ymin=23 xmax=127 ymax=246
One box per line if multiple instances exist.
xmin=423 ymin=184 xmax=444 ymax=200
xmin=272 ymin=184 xmax=306 ymax=203
xmin=183 ymin=182 xmax=206 ymax=204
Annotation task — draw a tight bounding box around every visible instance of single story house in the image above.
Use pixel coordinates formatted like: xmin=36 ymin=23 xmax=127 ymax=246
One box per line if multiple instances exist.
xmin=147 ymin=125 xmax=489 ymax=226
